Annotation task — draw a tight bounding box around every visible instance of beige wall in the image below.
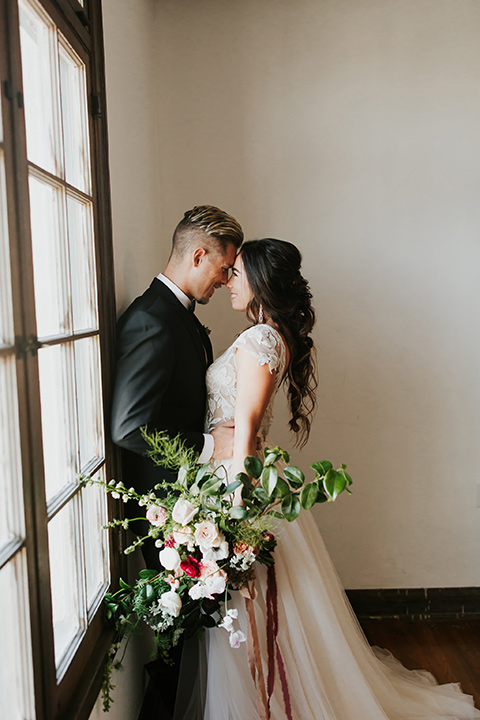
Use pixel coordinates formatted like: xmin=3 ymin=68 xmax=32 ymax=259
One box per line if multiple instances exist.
xmin=152 ymin=0 xmax=480 ymax=589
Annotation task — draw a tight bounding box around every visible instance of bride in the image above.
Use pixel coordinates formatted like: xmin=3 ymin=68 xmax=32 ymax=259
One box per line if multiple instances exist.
xmin=190 ymin=237 xmax=479 ymax=719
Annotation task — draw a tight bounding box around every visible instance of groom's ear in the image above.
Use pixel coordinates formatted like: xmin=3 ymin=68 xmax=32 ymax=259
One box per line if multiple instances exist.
xmin=192 ymin=247 xmax=207 ymax=266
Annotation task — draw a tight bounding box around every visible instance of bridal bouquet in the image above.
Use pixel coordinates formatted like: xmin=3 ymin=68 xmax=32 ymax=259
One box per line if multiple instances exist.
xmin=82 ymin=430 xmax=352 ymax=711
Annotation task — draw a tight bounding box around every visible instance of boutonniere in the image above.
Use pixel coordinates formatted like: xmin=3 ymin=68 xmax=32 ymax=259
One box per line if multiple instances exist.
xmin=202 ymin=324 xmax=211 ymax=336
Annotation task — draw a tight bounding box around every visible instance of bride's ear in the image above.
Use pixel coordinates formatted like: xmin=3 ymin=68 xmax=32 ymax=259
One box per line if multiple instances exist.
xmin=192 ymin=247 xmax=207 ymax=266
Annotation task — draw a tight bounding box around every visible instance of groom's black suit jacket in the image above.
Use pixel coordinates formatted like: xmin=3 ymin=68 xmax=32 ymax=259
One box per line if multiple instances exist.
xmin=111 ymin=278 xmax=213 ymax=496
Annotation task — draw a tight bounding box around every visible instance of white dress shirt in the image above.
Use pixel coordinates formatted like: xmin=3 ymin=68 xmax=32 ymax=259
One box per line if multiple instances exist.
xmin=156 ymin=273 xmax=214 ymax=463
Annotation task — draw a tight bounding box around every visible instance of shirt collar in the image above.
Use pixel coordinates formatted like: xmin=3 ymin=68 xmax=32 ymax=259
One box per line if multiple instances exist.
xmin=156 ymin=273 xmax=191 ymax=310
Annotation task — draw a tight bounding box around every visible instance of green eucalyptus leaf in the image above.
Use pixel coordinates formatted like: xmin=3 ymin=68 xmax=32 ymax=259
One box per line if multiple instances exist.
xmin=261 ymin=466 xmax=278 ymax=497
xmin=315 ymin=489 xmax=328 ymax=503
xmin=333 ymin=473 xmax=347 ymax=499
xmin=252 ymin=487 xmax=271 ymax=504
xmin=281 ymin=493 xmax=301 ymax=522
xmin=223 ymin=480 xmax=242 ymax=495
xmin=201 ymin=477 xmax=224 ymax=495
xmin=229 ymin=505 xmax=247 ymax=520
xmin=119 ymin=578 xmax=133 ymax=591
xmin=269 ymin=511 xmax=285 ymax=519
xmin=244 ymin=455 xmax=263 ymax=479
xmin=323 ymin=469 xmax=347 ymax=500
xmin=195 ymin=463 xmax=212 ymax=485
xmin=264 ymin=452 xmax=278 ymax=466
xmin=311 ymin=460 xmax=333 ymax=476
xmin=340 ymin=468 xmax=353 ymax=486
xmin=273 ymin=476 xmax=290 ymax=498
xmin=236 ymin=472 xmax=253 ymax=491
xmin=323 ymin=468 xmax=337 ymax=499
xmin=284 ymin=466 xmax=305 ymax=489
xmin=300 ymin=482 xmax=319 ymax=510
xmin=139 ymin=569 xmax=158 ymax=580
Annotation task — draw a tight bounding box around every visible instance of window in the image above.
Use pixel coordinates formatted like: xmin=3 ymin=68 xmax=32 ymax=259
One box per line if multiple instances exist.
xmin=0 ymin=1 xmax=118 ymax=718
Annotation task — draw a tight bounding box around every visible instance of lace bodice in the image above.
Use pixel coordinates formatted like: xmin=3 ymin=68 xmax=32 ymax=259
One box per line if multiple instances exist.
xmin=204 ymin=324 xmax=287 ymax=441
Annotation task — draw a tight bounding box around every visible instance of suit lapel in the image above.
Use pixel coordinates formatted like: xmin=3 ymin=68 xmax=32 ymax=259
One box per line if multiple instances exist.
xmin=150 ymin=278 xmax=209 ymax=368
xmin=192 ymin=313 xmax=213 ymax=366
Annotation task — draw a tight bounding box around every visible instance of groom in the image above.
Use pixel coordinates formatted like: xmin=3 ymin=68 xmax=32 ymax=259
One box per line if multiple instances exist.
xmin=111 ymin=205 xmax=244 ymax=569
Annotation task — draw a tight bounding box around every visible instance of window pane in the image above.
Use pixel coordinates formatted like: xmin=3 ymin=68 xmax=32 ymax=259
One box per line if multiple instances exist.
xmin=0 ymin=357 xmax=24 ymax=546
xmin=48 ymin=501 xmax=84 ymax=668
xmin=0 ymin=153 xmax=14 ymax=347
xmin=29 ymin=173 xmax=71 ymax=338
xmin=0 ymin=552 xmax=35 ymax=720
xmin=74 ymin=336 xmax=104 ymax=470
xmin=19 ymin=0 xmax=62 ymax=176
xmin=38 ymin=344 xmax=76 ymax=500
xmin=82 ymin=468 xmax=109 ymax=611
xmin=67 ymin=194 xmax=98 ymax=332
xmin=59 ymin=39 xmax=91 ymax=194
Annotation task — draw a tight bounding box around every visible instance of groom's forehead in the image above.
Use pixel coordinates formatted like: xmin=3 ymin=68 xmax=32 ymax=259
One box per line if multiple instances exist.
xmin=218 ymin=243 xmax=237 ymax=267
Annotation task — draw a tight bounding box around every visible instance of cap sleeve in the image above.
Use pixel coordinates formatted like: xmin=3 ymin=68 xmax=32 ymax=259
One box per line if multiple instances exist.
xmin=232 ymin=325 xmax=286 ymax=375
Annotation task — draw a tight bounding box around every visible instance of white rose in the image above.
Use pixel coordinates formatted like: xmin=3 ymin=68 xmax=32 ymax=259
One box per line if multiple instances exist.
xmin=159 ymin=546 xmax=181 ymax=571
xmin=173 ymin=526 xmax=194 ymax=545
xmin=159 ymin=590 xmax=182 ymax=617
xmin=194 ymin=521 xmax=223 ymax=550
xmin=172 ymin=498 xmax=198 ymax=526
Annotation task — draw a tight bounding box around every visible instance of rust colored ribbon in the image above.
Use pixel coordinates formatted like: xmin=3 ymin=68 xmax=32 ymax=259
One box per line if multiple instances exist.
xmin=242 ymin=579 xmax=270 ymax=720
xmin=241 ymin=567 xmax=293 ymax=720
xmin=266 ymin=564 xmax=293 ymax=720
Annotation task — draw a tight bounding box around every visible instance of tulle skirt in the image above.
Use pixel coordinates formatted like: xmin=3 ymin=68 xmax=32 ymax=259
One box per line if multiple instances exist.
xmin=191 ymin=511 xmax=480 ymax=720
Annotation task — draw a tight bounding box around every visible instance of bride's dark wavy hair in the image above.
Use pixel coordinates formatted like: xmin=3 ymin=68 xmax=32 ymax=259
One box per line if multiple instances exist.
xmin=240 ymin=238 xmax=317 ymax=446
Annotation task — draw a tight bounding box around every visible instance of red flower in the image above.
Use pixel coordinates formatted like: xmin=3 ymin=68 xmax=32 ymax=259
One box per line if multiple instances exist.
xmin=180 ymin=555 xmax=201 ymax=578
xmin=164 ymin=535 xmax=176 ymax=548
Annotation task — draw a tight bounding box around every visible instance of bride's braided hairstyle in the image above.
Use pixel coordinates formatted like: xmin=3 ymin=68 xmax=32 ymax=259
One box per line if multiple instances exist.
xmin=240 ymin=238 xmax=317 ymax=446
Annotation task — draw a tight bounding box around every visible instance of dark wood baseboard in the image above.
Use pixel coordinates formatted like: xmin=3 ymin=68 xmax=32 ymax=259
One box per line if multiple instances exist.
xmin=346 ymin=587 xmax=480 ymax=620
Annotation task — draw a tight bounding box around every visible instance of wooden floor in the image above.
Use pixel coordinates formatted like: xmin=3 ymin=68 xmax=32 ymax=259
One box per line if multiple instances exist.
xmin=360 ymin=619 xmax=480 ymax=710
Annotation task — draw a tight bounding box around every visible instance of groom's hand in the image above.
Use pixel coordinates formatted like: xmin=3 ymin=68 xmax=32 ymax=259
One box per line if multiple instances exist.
xmin=211 ymin=422 xmax=235 ymax=459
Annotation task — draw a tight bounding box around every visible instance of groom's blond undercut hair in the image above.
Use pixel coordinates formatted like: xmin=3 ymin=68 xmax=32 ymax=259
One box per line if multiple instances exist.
xmin=171 ymin=205 xmax=243 ymax=259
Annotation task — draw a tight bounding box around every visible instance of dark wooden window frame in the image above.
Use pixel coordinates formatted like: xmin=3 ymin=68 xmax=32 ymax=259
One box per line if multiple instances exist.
xmin=0 ymin=1 xmax=123 ymax=718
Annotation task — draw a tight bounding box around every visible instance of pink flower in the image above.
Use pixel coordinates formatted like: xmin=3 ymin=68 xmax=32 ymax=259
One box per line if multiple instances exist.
xmin=165 ymin=574 xmax=180 ymax=590
xmin=146 ymin=505 xmax=168 ymax=527
xmin=199 ymin=559 xmax=227 ymax=583
xmin=229 ymin=630 xmax=247 ymax=649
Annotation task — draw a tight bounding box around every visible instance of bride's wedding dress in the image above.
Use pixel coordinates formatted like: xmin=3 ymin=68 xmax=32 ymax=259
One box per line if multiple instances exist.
xmin=200 ymin=323 xmax=479 ymax=719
